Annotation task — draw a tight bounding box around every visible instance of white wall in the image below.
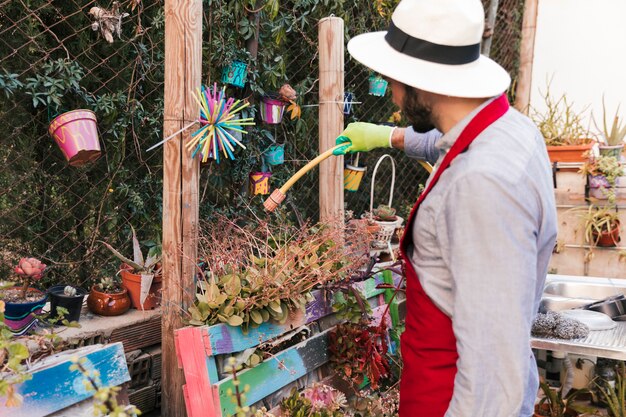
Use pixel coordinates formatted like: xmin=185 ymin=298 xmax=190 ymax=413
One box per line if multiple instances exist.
xmin=531 ymin=0 xmax=626 ymax=131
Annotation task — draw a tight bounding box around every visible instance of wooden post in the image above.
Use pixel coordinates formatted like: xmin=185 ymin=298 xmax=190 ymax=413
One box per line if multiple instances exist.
xmin=318 ymin=17 xmax=344 ymax=223
xmin=481 ymin=0 xmax=500 ymax=57
xmin=515 ymin=0 xmax=539 ymax=113
xmin=162 ymin=0 xmax=202 ymax=416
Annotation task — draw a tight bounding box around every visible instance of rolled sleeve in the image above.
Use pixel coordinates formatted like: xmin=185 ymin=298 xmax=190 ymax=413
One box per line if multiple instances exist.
xmin=437 ymin=172 xmax=538 ymax=417
xmin=403 ymin=127 xmax=442 ymax=165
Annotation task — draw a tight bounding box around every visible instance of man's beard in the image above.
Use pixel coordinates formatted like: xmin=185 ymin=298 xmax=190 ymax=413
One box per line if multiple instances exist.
xmin=403 ymin=87 xmax=436 ymax=133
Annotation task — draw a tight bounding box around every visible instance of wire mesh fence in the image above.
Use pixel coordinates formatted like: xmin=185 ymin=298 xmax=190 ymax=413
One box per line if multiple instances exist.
xmin=0 ymin=0 xmax=525 ymax=288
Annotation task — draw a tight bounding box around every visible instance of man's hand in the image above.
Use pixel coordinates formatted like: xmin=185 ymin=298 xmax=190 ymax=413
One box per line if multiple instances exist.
xmin=332 ymin=122 xmax=394 ymax=155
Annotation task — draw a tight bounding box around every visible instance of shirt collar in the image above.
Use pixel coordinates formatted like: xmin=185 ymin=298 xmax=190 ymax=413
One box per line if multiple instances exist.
xmin=435 ymin=96 xmax=499 ymax=153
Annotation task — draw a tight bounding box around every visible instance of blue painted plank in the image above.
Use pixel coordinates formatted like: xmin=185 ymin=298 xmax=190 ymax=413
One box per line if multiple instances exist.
xmin=203 ymin=290 xmax=332 ymax=355
xmin=216 ymin=329 xmax=330 ymax=416
xmin=0 ymin=343 xmax=130 ymax=417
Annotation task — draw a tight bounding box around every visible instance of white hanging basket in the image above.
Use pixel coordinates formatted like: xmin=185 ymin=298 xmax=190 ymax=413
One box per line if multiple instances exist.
xmin=364 ymin=154 xmax=404 ymax=249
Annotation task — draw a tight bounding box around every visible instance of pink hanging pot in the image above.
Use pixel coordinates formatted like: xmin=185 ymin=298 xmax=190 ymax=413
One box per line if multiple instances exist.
xmin=48 ymin=109 xmax=102 ymax=167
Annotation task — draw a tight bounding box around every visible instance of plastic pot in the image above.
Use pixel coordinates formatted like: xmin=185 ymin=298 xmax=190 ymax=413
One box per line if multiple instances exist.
xmin=260 ymin=96 xmax=286 ymax=124
xmin=588 ymin=174 xmax=618 ymax=199
xmin=368 ymin=76 xmax=388 ymax=97
xmin=48 ymin=109 xmax=101 ymax=167
xmin=599 ymin=144 xmax=624 ymax=158
xmin=221 ymin=60 xmax=248 ymax=88
xmin=264 ymin=144 xmax=285 ymax=166
xmin=48 ymin=285 xmax=87 ymax=322
xmin=249 ymin=172 xmax=272 ymax=195
xmin=344 ymin=164 xmax=366 ymax=192
xmin=120 ymin=266 xmax=162 ymax=310
xmin=593 ymin=220 xmax=621 ymax=247
xmin=546 ymin=142 xmax=594 ymax=163
xmin=1 ymin=287 xmax=48 ymax=335
xmin=87 ymin=285 xmax=131 ymax=316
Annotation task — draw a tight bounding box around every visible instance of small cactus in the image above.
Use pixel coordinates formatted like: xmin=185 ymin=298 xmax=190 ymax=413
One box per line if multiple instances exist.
xmin=63 ymin=285 xmax=77 ymax=297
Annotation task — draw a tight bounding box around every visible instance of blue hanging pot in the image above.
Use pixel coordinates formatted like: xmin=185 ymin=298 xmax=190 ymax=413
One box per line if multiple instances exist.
xmin=264 ymin=144 xmax=285 ymax=166
xmin=221 ymin=60 xmax=248 ymax=88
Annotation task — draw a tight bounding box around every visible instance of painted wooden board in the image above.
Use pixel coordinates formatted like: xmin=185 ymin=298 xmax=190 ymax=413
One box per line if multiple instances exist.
xmin=0 ymin=343 xmax=130 ymax=417
xmin=216 ymin=328 xmax=331 ymax=416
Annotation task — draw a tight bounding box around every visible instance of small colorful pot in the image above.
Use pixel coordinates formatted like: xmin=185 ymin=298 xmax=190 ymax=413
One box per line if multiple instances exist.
xmin=2 ymin=287 xmax=48 ymax=335
xmin=249 ymin=172 xmax=272 ymax=195
xmin=87 ymin=285 xmax=131 ymax=316
xmin=343 ymin=92 xmax=354 ymax=115
xmin=264 ymin=144 xmax=285 ymax=166
xmin=589 ymin=174 xmax=619 ymax=199
xmin=344 ymin=164 xmax=366 ymax=192
xmin=368 ymin=76 xmax=388 ymax=97
xmin=48 ymin=109 xmax=101 ymax=167
xmin=260 ymin=96 xmax=286 ymax=124
xmin=221 ymin=60 xmax=248 ymax=88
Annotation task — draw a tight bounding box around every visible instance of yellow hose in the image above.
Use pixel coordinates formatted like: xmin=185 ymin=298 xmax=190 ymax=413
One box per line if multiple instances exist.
xmin=264 ymin=146 xmax=433 ymax=212
xmin=279 ymin=145 xmax=342 ymax=194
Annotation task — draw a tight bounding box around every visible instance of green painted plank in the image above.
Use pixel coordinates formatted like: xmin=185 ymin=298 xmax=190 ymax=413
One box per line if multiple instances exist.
xmin=216 ymin=328 xmax=330 ymax=416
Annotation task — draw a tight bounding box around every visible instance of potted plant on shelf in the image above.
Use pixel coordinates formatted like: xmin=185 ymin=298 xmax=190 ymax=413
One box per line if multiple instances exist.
xmin=0 ymin=257 xmax=48 ymax=335
xmin=534 ymin=380 xmax=594 ymax=417
xmin=580 ymin=154 xmax=624 ymax=202
xmin=87 ymin=277 xmax=131 ymax=316
xmin=596 ymin=98 xmax=626 ymax=157
xmin=594 ymin=361 xmax=626 ymax=417
xmin=48 ymin=285 xmax=88 ymax=323
xmin=101 ymin=227 xmax=162 ymax=310
xmin=573 ymin=205 xmax=621 ymax=248
xmin=532 ymin=89 xmax=594 ymax=163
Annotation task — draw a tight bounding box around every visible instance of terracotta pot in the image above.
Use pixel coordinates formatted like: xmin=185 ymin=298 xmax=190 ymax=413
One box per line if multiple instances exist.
xmin=87 ymin=285 xmax=131 ymax=316
xmin=120 ymin=266 xmax=162 ymax=310
xmin=593 ymin=220 xmax=621 ymax=247
xmin=48 ymin=109 xmax=101 ymax=167
xmin=546 ymin=142 xmax=594 ymax=163
xmin=533 ymin=404 xmax=579 ymax=417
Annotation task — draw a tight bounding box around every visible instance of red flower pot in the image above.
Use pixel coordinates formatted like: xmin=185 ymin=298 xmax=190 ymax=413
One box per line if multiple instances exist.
xmin=120 ymin=265 xmax=162 ymax=310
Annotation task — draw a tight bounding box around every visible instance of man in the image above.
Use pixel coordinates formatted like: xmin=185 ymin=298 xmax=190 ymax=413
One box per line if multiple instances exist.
xmin=333 ymin=0 xmax=557 ymax=416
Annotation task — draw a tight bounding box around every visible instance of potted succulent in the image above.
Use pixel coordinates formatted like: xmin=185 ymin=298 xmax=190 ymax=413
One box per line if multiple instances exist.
xmin=0 ymin=257 xmax=48 ymax=335
xmin=532 ymin=89 xmax=594 ymax=163
xmin=101 ymin=227 xmax=162 ymax=310
xmin=596 ymin=98 xmax=626 ymax=157
xmin=48 ymin=284 xmax=88 ymax=323
xmin=87 ymin=277 xmax=131 ymax=316
xmin=579 ymin=154 xmax=624 ymax=202
xmin=220 ymin=48 xmax=250 ymax=88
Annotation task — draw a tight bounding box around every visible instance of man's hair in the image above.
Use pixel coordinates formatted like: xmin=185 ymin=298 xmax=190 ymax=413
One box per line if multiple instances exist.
xmin=403 ymin=85 xmax=435 ymax=133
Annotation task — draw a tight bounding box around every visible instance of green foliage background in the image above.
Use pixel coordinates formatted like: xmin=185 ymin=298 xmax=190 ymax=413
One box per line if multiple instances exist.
xmin=0 ymin=0 xmax=522 ymax=287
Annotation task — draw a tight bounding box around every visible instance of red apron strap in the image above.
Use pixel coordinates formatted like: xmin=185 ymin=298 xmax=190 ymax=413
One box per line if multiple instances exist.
xmin=400 ymin=94 xmax=510 ymax=250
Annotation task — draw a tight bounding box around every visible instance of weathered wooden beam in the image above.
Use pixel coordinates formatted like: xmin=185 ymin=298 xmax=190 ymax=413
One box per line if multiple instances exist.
xmin=515 ymin=0 xmax=539 ymax=113
xmin=162 ymin=0 xmax=202 ymax=415
xmin=318 ymin=17 xmax=344 ymax=222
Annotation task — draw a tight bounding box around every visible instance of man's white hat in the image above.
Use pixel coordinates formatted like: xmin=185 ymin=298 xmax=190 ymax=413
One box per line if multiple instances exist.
xmin=347 ymin=0 xmax=511 ymax=98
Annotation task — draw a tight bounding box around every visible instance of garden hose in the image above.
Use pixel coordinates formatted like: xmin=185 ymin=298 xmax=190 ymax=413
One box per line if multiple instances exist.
xmin=263 ymin=145 xmax=433 ymax=212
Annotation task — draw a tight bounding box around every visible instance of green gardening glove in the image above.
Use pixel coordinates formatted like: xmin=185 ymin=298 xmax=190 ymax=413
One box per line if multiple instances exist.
xmin=332 ymin=122 xmax=394 ymax=155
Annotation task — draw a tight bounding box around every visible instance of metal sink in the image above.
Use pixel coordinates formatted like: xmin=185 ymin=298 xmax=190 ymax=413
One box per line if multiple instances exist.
xmin=539 ymin=275 xmax=626 ymax=313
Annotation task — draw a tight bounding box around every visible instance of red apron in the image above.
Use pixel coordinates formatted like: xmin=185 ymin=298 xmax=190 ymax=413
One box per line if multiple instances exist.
xmin=398 ymin=94 xmax=510 ymax=416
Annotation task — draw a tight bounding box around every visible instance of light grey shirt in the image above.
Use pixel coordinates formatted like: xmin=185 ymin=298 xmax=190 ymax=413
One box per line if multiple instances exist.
xmin=403 ymin=99 xmax=557 ymax=417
